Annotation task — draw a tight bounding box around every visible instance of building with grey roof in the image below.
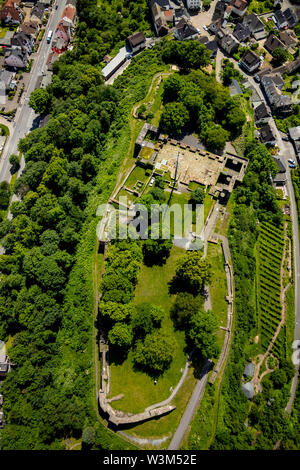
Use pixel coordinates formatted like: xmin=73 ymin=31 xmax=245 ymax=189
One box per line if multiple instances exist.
xmin=243 ymin=362 xmax=255 ymax=377
xmin=289 ymin=126 xmax=300 ymax=156
xmin=101 ymin=46 xmax=130 ymax=81
xmin=229 ymin=79 xmax=242 ymax=96
xmin=273 ymin=157 xmax=287 ymax=185
xmin=261 ymin=74 xmax=293 ymax=115
xmin=241 ymin=382 xmax=255 ymax=399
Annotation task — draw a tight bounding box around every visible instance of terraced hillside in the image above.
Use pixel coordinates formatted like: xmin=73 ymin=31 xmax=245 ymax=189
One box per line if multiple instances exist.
xmin=256 ymin=221 xmax=285 ymax=356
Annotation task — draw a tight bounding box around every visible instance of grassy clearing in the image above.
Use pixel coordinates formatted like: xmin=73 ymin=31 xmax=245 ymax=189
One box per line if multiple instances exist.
xmin=232 ymin=95 xmax=254 ymax=157
xmin=108 ymin=245 xmax=187 ymax=415
xmin=215 ymin=194 xmax=233 ymax=237
xmin=150 ymin=81 xmax=164 ymax=127
xmin=206 ymin=242 xmax=227 ymax=349
xmin=125 ymin=165 xmax=149 ymax=189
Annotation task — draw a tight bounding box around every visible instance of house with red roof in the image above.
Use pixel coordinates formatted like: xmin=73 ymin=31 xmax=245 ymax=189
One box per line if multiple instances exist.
xmin=61 ymin=4 xmax=76 ymax=27
xmin=0 ymin=0 xmax=24 ymax=25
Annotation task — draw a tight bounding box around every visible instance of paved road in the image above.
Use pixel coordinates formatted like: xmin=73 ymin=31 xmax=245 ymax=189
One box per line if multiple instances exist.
xmin=168 ymin=359 xmax=212 ymax=450
xmin=216 ymin=51 xmax=300 ymax=411
xmin=0 ymin=0 xmax=67 ymax=184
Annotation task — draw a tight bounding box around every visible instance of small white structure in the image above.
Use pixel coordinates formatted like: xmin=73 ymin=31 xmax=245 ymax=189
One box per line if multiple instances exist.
xmin=187 ymin=0 xmax=201 ymax=10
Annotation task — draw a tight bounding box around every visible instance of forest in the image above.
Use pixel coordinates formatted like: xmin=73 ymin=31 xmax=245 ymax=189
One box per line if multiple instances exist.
xmin=159 ymin=69 xmax=246 ymax=150
xmin=0 ymin=0 xmax=162 ymax=451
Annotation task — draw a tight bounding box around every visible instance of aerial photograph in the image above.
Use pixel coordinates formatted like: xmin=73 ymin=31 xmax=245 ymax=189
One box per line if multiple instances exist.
xmin=0 ymin=0 xmax=299 ymax=458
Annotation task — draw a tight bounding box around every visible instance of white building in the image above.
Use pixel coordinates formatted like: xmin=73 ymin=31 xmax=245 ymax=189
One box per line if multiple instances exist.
xmin=187 ymin=0 xmax=201 ymax=10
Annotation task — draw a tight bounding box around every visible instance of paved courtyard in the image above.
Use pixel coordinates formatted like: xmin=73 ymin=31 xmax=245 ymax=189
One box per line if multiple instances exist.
xmin=155 ymin=142 xmax=225 ymax=187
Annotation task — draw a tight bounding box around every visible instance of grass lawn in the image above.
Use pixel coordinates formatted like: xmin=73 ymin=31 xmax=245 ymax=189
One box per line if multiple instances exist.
xmin=108 ymin=246 xmax=187 ymax=412
xmin=150 ymin=81 xmax=164 ymax=127
xmin=215 ymin=193 xmax=233 ymax=237
xmin=116 ymin=188 xmax=137 ymax=205
xmin=125 ymin=165 xmax=149 ymax=190
xmin=206 ymin=242 xmax=227 ymax=349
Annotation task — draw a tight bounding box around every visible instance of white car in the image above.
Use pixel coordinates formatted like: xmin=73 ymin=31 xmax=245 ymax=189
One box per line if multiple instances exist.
xmin=288 ymin=159 xmax=296 ymax=165
xmin=149 ymin=177 xmax=155 ymax=187
xmin=203 ymin=25 xmax=208 ymax=31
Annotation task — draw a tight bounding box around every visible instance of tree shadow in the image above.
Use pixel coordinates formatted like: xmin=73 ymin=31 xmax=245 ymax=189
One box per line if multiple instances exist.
xmin=108 ymin=346 xmax=129 ymax=366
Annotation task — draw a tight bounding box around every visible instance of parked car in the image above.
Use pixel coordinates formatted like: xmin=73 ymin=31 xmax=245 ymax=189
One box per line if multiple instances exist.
xmin=289 ymin=163 xmax=296 ymax=168
xmin=282 ymin=136 xmax=289 ymax=141
xmin=288 ymin=159 xmax=296 ymax=165
xmin=203 ymin=25 xmax=208 ymax=31
xmin=149 ymin=177 xmax=155 ymax=187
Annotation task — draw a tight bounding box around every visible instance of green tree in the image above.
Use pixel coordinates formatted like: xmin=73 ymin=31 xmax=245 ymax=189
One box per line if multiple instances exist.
xmin=9 ymin=154 xmax=20 ymax=174
xmin=189 ymin=309 xmax=219 ymax=358
xmin=170 ymin=251 xmax=211 ymax=294
xmin=133 ymin=330 xmax=175 ymax=374
xmin=160 ymin=102 xmax=189 ymax=135
xmin=189 ymin=187 xmax=205 ymax=206
xmin=170 ymin=292 xmax=200 ymax=328
xmin=163 ymin=74 xmax=183 ymax=103
xmin=272 ymin=47 xmax=289 ymax=66
xmin=82 ymin=426 xmax=95 ymax=448
xmin=131 ymin=303 xmax=164 ymax=338
xmin=108 ymin=322 xmax=133 ymax=349
xmin=100 ymin=301 xmax=134 ymax=324
xmin=204 ymin=125 xmax=229 ymax=151
xmin=29 ymin=88 xmax=51 ymax=114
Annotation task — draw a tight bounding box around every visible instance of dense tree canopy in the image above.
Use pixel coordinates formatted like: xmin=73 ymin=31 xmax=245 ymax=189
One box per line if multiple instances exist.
xmin=170 ymin=251 xmax=211 ymax=295
xmin=133 ymin=330 xmax=175 ymax=374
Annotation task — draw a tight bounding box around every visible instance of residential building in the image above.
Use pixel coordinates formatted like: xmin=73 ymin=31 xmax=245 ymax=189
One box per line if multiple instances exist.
xmin=5 ymin=49 xmax=28 ymax=68
xmin=19 ymin=21 xmax=40 ymax=40
xmin=230 ymin=0 xmax=247 ymax=17
xmin=0 ymin=342 xmax=9 ymax=377
xmin=254 ymin=102 xmax=271 ymax=125
xmin=264 ymin=33 xmax=286 ymax=53
xmin=289 ymin=126 xmax=300 ymax=156
xmin=233 ymin=22 xmax=251 ymax=42
xmin=11 ymin=31 xmax=35 ymax=55
xmin=205 ymin=40 xmax=218 ymax=58
xmin=261 ymin=74 xmax=293 ymax=114
xmin=273 ymin=157 xmax=287 ymax=185
xmin=61 ymin=4 xmax=77 ymax=27
xmin=284 ymin=8 xmax=298 ymax=28
xmin=187 ymin=0 xmax=200 ymax=10
xmin=240 ymin=50 xmax=261 ymax=73
xmin=259 ymin=124 xmax=276 ymax=145
xmin=0 ymin=69 xmax=15 ymax=91
xmin=30 ymin=2 xmax=45 ymax=24
xmin=208 ymin=18 xmax=223 ymax=34
xmin=279 ymin=29 xmax=298 ymax=48
xmin=0 ymin=0 xmax=24 ymax=25
xmin=216 ymin=28 xmax=239 ymax=54
xmin=150 ymin=0 xmax=171 ymax=36
xmin=213 ymin=1 xmax=227 ymax=21
xmin=274 ymin=10 xmax=288 ymax=29
xmin=126 ymin=32 xmax=146 ymax=53
xmin=242 ymin=13 xmax=266 ymax=40
xmin=174 ymin=18 xmax=198 ymax=40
